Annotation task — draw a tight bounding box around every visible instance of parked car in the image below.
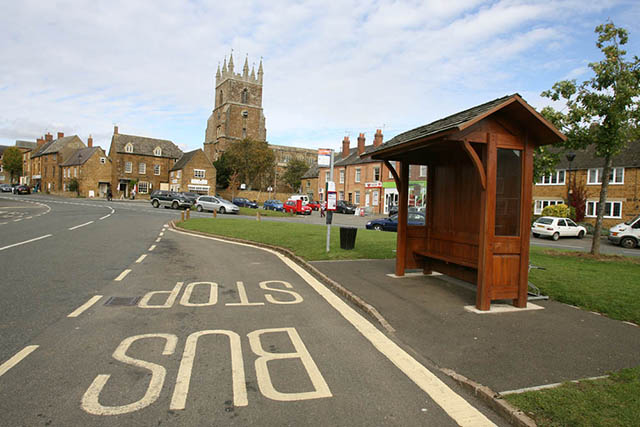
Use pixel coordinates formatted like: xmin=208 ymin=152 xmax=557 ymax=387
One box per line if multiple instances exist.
xmin=531 ymin=216 xmax=586 ymax=240
xmin=608 ymin=214 xmax=640 ymax=249
xmin=150 ymin=190 xmax=193 ymax=209
xmin=307 ymin=200 xmax=321 ymax=211
xmin=232 ymin=197 xmax=258 ymax=208
xmin=178 ymin=192 xmax=200 ymax=205
xmin=14 ymin=185 xmax=31 ymax=195
xmin=262 ymin=199 xmax=284 ymax=211
xmin=283 ymin=200 xmax=312 ymax=215
xmin=195 ymin=195 xmax=239 ymax=214
xmin=336 ymin=200 xmax=356 ymax=214
xmin=289 ymin=194 xmax=309 ymax=206
xmin=388 ymin=205 xmax=425 ymax=217
xmin=366 ymin=212 xmax=425 ymax=232
xmin=0 ymin=183 xmax=12 ymax=192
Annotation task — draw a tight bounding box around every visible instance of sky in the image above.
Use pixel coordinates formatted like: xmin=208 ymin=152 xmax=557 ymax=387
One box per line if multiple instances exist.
xmin=1 ymin=0 xmax=639 ymax=154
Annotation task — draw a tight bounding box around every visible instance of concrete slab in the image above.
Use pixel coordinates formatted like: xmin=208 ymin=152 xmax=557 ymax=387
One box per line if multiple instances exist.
xmin=463 ymin=303 xmax=544 ymax=314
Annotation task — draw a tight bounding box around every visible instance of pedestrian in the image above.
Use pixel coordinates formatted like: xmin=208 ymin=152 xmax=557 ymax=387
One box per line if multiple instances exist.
xmin=320 ymin=201 xmax=326 ymax=218
xmin=107 ymin=187 xmax=113 ymax=201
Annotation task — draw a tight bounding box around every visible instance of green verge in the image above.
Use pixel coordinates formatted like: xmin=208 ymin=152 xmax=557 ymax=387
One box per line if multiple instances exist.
xmin=237 ymin=207 xmax=294 ymax=217
xmin=179 ymin=217 xmax=397 ymax=261
xmin=528 ymin=246 xmax=640 ymax=324
xmin=504 ymin=366 xmax=640 ymax=427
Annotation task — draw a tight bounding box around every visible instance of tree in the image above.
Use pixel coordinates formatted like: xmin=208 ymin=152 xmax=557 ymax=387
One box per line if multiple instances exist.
xmin=2 ymin=147 xmax=22 ymax=183
xmin=68 ymin=178 xmax=80 ymax=196
xmin=541 ymin=21 xmax=640 ymax=255
xmin=282 ymin=158 xmax=309 ymax=192
xmin=213 ymin=154 xmax=231 ymax=189
xmin=223 ymin=139 xmax=275 ymax=190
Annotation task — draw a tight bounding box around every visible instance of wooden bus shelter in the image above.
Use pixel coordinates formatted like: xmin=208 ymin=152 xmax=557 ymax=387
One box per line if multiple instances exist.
xmin=368 ymin=94 xmax=565 ymax=310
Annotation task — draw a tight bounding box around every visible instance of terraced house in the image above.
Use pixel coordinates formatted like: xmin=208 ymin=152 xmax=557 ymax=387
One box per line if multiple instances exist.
xmin=29 ymin=132 xmax=86 ymax=192
xmin=533 ymin=143 xmax=640 ymax=227
xmin=60 ymin=140 xmax=112 ymax=198
xmin=169 ymin=148 xmax=216 ymax=194
xmin=108 ymin=126 xmax=183 ymax=198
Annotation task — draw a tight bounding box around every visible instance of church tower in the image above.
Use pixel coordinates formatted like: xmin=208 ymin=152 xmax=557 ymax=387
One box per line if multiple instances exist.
xmin=204 ymin=54 xmax=267 ymax=161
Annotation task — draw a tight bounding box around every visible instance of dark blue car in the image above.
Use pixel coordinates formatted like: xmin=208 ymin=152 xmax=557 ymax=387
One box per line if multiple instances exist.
xmin=262 ymin=199 xmax=284 ymax=211
xmin=232 ymin=197 xmax=258 ymax=208
xmin=366 ymin=212 xmax=425 ymax=232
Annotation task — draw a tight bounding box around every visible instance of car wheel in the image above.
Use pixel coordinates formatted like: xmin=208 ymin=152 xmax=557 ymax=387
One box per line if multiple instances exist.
xmin=219 ymin=207 xmax=226 ymax=214
xmin=552 ymin=232 xmax=559 ymax=241
xmin=620 ymin=237 xmax=637 ymax=249
xmin=152 ymin=200 xmax=159 ymax=208
xmin=532 ymin=233 xmax=539 ymax=238
xmin=196 ymin=205 xmax=203 ymax=212
xmin=172 ymin=201 xmax=179 ymax=209
xmin=373 ymin=224 xmax=383 ymax=231
xmin=577 ymin=230 xmax=585 ymax=239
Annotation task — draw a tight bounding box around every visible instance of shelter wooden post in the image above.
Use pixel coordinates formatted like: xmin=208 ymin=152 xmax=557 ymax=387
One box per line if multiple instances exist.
xmin=395 ymin=161 xmax=410 ymax=277
xmin=516 ymin=139 xmax=535 ymax=307
xmin=476 ymin=134 xmax=497 ymax=310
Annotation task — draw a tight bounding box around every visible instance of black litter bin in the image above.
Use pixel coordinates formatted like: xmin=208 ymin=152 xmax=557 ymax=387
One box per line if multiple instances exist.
xmin=339 ymin=227 xmax=357 ymax=250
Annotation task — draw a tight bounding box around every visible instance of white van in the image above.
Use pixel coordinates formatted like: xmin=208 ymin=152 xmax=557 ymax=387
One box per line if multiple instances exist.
xmin=608 ymin=214 xmax=640 ymax=249
xmin=289 ymin=194 xmax=309 ymax=205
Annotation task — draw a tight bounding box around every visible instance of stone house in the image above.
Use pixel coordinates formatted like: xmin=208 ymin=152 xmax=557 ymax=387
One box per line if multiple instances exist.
xmin=532 ymin=143 xmax=640 ymax=227
xmin=108 ymin=126 xmax=183 ymax=198
xmin=169 ymin=149 xmax=216 ymax=194
xmin=29 ymin=132 xmax=86 ymax=192
xmin=0 ymin=145 xmax=9 ymax=184
xmin=60 ymin=142 xmax=112 ymax=198
xmin=15 ymin=140 xmax=37 ymax=185
xmin=301 ymin=164 xmax=319 ymax=201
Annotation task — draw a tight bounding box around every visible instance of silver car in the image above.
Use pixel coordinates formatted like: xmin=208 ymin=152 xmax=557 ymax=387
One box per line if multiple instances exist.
xmin=195 ymin=196 xmax=239 ymax=214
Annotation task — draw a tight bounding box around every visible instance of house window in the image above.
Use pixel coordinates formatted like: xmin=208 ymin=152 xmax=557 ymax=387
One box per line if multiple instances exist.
xmin=373 ymin=167 xmax=380 ymax=181
xmin=534 ymin=200 xmax=564 ymax=215
xmin=355 ymin=191 xmax=360 ymax=204
xmin=242 ymin=89 xmax=248 ymax=104
xmin=100 ymin=157 xmax=106 ymax=164
xmin=587 ymin=167 xmax=624 ymax=185
xmin=176 ymin=170 xmax=181 ymax=178
xmin=339 ymin=191 xmax=344 ymax=200
xmin=339 ymin=169 xmax=345 ymax=184
xmin=388 ymin=161 xmax=398 ymax=178
xmin=420 ymin=165 xmax=427 ymax=177
xmin=154 ymin=147 xmax=162 ymax=156
xmin=325 ymin=171 xmax=330 ymax=183
xmin=586 ymin=201 xmax=622 ymax=218
xmin=139 ymin=163 xmax=146 ymax=174
xmin=125 ymin=162 xmax=132 ymax=173
xmin=154 ymin=165 xmax=161 ymax=175
xmin=194 ymin=169 xmax=205 ymax=179
xmin=372 ymin=190 xmax=379 ymax=206
xmin=138 ymin=181 xmax=149 ymax=194
xmin=125 ymin=143 xmax=133 ymax=153
xmin=355 ymin=168 xmax=361 ymax=183
xmin=74 ymin=167 xmax=77 ymax=177
xmin=536 ymin=169 xmax=566 ymax=185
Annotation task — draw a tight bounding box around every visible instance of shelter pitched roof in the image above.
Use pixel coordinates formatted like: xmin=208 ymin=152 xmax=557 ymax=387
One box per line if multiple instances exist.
xmin=60 ymin=147 xmax=101 ymax=166
xmin=31 ymin=135 xmax=83 ymax=158
xmin=170 ymin=149 xmax=201 ymax=171
xmin=111 ymin=133 xmax=183 ymax=159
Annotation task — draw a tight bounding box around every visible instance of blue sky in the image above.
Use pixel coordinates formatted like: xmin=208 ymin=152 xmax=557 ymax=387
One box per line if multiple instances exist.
xmin=1 ymin=0 xmax=639 ymax=153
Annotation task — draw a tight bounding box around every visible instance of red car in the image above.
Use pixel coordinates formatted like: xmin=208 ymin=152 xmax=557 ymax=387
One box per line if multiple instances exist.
xmin=306 ymin=200 xmax=321 ymax=211
xmin=283 ymin=200 xmax=312 ymax=215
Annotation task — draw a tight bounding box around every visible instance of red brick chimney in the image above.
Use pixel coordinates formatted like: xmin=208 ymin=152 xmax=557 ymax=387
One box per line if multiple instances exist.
xmin=45 ymin=132 xmax=53 ymax=142
xmin=87 ymin=135 xmax=93 ymax=148
xmin=357 ymin=133 xmax=365 ymax=155
xmin=374 ymin=129 xmax=383 ymax=147
xmin=57 ymin=132 xmax=64 ymax=139
xmin=342 ymin=136 xmax=350 ymax=159
xmin=37 ymin=137 xmax=44 ymax=147
xmin=114 ymin=125 xmax=119 ymax=135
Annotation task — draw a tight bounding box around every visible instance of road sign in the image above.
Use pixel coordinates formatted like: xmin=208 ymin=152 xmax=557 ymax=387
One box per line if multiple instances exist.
xmin=327 ymin=192 xmax=337 ymax=211
xmin=318 ymin=149 xmax=332 ymax=167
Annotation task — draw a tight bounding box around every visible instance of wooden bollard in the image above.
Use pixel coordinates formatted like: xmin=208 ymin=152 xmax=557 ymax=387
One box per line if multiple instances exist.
xmin=186 ymin=208 xmax=190 ymax=220
xmin=213 ymin=209 xmax=217 ymax=218
xmin=256 ymin=211 xmax=261 ymax=221
xmin=181 ymin=210 xmax=185 ymax=221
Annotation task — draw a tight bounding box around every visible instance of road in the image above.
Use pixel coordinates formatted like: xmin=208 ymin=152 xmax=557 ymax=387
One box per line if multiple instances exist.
xmin=0 ymin=194 xmax=505 ymax=426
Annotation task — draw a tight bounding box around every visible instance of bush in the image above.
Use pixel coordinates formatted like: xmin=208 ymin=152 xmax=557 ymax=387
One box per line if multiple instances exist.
xmin=541 ymin=203 xmax=570 ymax=218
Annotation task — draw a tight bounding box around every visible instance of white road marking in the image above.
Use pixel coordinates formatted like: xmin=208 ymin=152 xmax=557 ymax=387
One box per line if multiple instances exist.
xmin=114 ymin=269 xmax=132 ymax=281
xmin=159 ymin=232 xmax=164 ymax=236
xmin=169 ymin=228 xmax=495 ymax=426
xmin=0 ymin=234 xmax=52 ymax=252
xmin=136 ymin=254 xmax=147 ymax=263
xmin=69 ymin=221 xmax=94 ymax=230
xmin=149 ymin=245 xmax=156 ymax=251
xmin=99 ymin=214 xmax=111 ymax=220
xmin=155 ymin=238 xmax=161 ymax=242
xmin=0 ymin=346 xmax=39 ymax=378
xmin=500 ymin=375 xmax=609 ymax=395
xmin=68 ymin=295 xmax=103 ymax=318
xmin=13 ymin=218 xmax=22 ymax=222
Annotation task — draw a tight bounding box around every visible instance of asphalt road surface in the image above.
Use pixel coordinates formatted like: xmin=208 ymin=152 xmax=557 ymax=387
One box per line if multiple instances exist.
xmin=0 ymin=194 xmax=506 ymax=426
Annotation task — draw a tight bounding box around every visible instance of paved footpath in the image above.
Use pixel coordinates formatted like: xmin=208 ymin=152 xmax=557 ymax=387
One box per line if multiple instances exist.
xmin=0 ymin=215 xmax=506 ymax=426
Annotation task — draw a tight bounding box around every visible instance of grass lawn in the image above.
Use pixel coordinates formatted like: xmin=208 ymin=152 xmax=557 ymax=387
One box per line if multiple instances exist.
xmin=237 ymin=207 xmax=293 ymax=217
xmin=528 ymin=247 xmax=640 ymax=325
xmin=504 ymin=366 xmax=640 ymax=427
xmin=179 ymin=217 xmax=397 ymax=260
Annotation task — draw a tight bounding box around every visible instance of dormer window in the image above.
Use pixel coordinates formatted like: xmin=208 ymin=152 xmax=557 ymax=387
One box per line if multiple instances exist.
xmin=125 ymin=143 xmax=133 ymax=153
xmin=154 ymin=147 xmax=162 ymax=157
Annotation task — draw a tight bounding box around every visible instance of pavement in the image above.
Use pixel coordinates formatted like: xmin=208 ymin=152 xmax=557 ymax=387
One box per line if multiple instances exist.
xmin=309 ymin=258 xmax=640 ymax=396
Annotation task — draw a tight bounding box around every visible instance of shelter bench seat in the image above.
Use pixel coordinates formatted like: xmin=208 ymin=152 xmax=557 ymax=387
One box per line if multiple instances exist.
xmin=412 ymin=249 xmax=478 ymax=285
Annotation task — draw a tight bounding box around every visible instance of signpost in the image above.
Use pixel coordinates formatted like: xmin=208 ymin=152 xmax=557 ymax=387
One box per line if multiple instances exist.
xmin=319 ymin=149 xmax=335 ymax=252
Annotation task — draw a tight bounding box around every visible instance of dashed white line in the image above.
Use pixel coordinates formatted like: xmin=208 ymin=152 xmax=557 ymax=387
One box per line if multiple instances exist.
xmin=13 ymin=218 xmax=22 ymax=222
xmin=155 ymin=238 xmax=161 ymax=242
xmin=0 ymin=234 xmax=52 ymax=252
xmin=0 ymin=346 xmax=39 ymax=378
xmin=149 ymin=245 xmax=156 ymax=251
xmin=99 ymin=214 xmax=111 ymax=220
xmin=159 ymin=232 xmax=164 ymax=236
xmin=114 ymin=269 xmax=132 ymax=281
xmin=136 ymin=254 xmax=147 ymax=263
xmin=68 ymin=296 xmax=103 ymax=318
xmin=69 ymin=221 xmax=94 ymax=230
